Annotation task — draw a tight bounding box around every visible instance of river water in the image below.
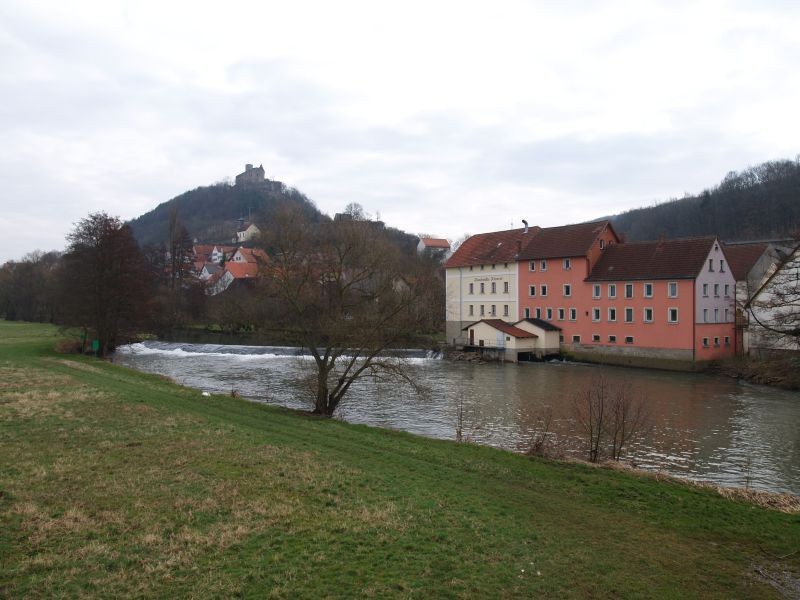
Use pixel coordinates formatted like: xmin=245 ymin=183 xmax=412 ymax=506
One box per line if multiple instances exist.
xmin=114 ymin=341 xmax=800 ymax=496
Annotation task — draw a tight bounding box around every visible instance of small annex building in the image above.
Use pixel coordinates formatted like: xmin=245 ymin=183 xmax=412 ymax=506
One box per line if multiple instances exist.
xmin=463 ymin=318 xmax=561 ymax=362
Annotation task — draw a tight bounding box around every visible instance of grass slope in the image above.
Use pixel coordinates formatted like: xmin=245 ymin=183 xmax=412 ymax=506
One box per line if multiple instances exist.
xmin=0 ymin=321 xmax=798 ymax=598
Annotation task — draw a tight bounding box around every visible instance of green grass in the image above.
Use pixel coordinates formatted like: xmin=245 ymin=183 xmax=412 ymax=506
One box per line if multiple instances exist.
xmin=0 ymin=321 xmax=798 ymax=598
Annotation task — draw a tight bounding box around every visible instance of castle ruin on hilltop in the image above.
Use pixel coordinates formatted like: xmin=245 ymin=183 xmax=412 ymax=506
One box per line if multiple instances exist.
xmin=235 ymin=163 xmax=284 ymax=192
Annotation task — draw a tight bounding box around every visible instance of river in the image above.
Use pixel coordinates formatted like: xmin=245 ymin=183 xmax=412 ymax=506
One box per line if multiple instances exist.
xmin=114 ymin=341 xmax=800 ymax=496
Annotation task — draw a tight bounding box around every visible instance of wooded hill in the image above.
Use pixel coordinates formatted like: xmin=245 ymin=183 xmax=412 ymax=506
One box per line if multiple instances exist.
xmin=128 ymin=183 xmax=325 ymax=248
xmin=127 ymin=182 xmax=421 ymax=255
xmin=609 ymin=158 xmax=800 ymax=242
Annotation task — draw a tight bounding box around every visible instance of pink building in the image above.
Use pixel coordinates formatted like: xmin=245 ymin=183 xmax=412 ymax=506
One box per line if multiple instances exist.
xmin=576 ymin=237 xmax=736 ymax=368
xmin=517 ymin=221 xmax=620 ymax=346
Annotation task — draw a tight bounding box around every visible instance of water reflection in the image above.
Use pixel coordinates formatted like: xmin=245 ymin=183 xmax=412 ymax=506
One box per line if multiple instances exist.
xmin=114 ymin=342 xmax=800 ymax=495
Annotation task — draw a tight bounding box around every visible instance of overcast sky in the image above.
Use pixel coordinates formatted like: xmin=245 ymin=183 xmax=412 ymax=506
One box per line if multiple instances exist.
xmin=1 ymin=0 xmax=799 ymax=262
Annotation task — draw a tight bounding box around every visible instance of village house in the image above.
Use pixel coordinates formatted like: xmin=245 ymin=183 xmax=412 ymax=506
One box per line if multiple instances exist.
xmin=235 ymin=222 xmax=261 ymax=244
xmin=417 ymin=237 xmax=452 ymax=261
xmin=463 ymin=318 xmax=561 ymax=362
xmin=744 ymin=241 xmax=800 ymax=354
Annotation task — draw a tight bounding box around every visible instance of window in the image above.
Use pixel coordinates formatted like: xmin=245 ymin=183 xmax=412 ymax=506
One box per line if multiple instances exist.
xmin=608 ymin=307 xmax=617 ymax=322
xmin=724 ymin=308 xmax=729 ymax=322
xmin=713 ymin=284 xmax=719 ymax=297
xmin=592 ymin=334 xmax=601 ymax=342
xmin=569 ymin=308 xmax=577 ymax=321
xmin=469 ymin=283 xmax=474 ymax=294
xmin=564 ymin=258 xmax=571 ymax=270
xmin=644 ymin=307 xmax=653 ymax=322
xmin=714 ymin=337 xmax=720 ymax=347
xmin=546 ymin=308 xmax=553 ymax=320
xmin=491 ymin=305 xmax=496 ymax=316
xmin=625 ymin=283 xmax=633 ymax=299
xmin=702 ymin=337 xmax=709 ymax=347
xmin=720 ymin=260 xmax=725 ymax=273
xmin=668 ymin=282 xmax=678 ymax=298
xmin=529 ymin=285 xmax=536 ymax=297
xmin=593 ymin=284 xmax=601 ymax=299
xmin=708 ymin=259 xmax=714 ymax=272
xmin=608 ymin=284 xmax=617 ymax=298
xmin=624 ymin=307 xmax=634 ymax=323
xmin=644 ymin=282 xmax=653 ymax=298
xmin=557 ymin=308 xmax=565 ymax=321
xmin=559 ymin=335 xmax=564 ymax=342
xmin=469 ymin=266 xmax=473 ymax=271
xmin=563 ymin=284 xmax=572 ymax=297
xmin=480 ymin=282 xmax=485 ymax=294
xmin=724 ymin=284 xmax=730 ymax=297
xmin=491 ymin=263 xmax=496 ymax=270
xmin=703 ymin=308 xmax=709 ymax=323
xmin=503 ymin=305 xmax=509 ymax=317
xmin=524 ymin=307 xmax=530 ymax=318
xmin=469 ymin=305 xmax=474 ymax=316
xmin=572 ymin=335 xmax=581 ymax=343
xmin=541 ymin=284 xmax=548 ymax=297
xmin=491 ymin=282 xmax=496 ymax=294
xmin=480 ymin=305 xmax=485 ymax=316
xmin=600 ymin=239 xmax=605 ymax=249
xmin=504 ymin=281 xmax=509 ymax=294
xmin=714 ymin=308 xmax=719 ymax=323
xmin=529 ymin=260 xmax=536 ymax=272
xmin=592 ymin=308 xmax=601 ymax=322
xmin=535 ymin=308 xmax=542 ymax=319
xmin=541 ymin=260 xmax=547 ymax=271
xmin=480 ymin=265 xmax=484 ymax=271
xmin=702 ymin=283 xmax=708 ymax=297
xmin=724 ymin=336 xmax=730 ymax=346
xmin=504 ymin=262 xmax=508 ymax=268
xmin=668 ymin=307 xmax=679 ymax=323
xmin=608 ymin=335 xmax=617 ymax=343
xmin=625 ymin=336 xmax=634 ymax=344
xmin=506 ymin=336 xmax=511 ymax=341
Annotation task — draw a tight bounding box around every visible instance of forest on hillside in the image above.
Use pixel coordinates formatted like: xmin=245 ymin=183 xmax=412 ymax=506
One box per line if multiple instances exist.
xmin=610 ymin=158 xmax=800 ymax=242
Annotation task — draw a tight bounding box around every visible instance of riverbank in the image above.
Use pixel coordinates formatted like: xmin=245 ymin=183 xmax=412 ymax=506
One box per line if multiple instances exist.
xmin=1 ymin=321 xmax=798 ymax=598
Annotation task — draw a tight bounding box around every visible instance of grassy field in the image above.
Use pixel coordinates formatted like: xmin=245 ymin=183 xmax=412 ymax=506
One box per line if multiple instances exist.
xmin=1 ymin=321 xmax=798 ymax=598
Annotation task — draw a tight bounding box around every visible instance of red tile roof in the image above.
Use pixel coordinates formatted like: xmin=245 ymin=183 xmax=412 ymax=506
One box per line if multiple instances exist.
xmin=519 ymin=221 xmax=615 ymax=260
xmin=587 ymin=237 xmax=718 ymax=281
xmin=722 ymin=243 xmax=769 ymax=281
xmin=463 ymin=319 xmax=538 ymax=338
xmin=234 ymin=247 xmax=269 ymax=264
xmin=193 ymin=244 xmax=215 ymax=258
xmin=445 ymin=227 xmax=540 ymax=268
xmin=420 ymin=238 xmax=451 ymax=249
xmin=225 ymin=262 xmax=259 ymax=279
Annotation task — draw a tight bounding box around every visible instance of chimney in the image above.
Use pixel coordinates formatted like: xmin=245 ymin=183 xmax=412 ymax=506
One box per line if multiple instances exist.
xmin=245 ymin=164 xmax=253 ymax=171
xmin=522 ymin=219 xmax=529 ymax=234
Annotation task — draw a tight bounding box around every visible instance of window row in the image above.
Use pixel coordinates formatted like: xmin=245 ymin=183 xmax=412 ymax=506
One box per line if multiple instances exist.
xmin=591 ymin=281 xmax=679 ymax=299
xmin=702 ymin=308 xmax=731 ymax=323
xmin=702 ymin=336 xmax=731 ymax=347
xmin=591 ymin=306 xmax=679 ymax=323
xmin=568 ymin=334 xmax=635 ymax=344
xmin=528 ymin=258 xmax=573 ymax=272
xmin=701 ymin=283 xmax=730 ymax=297
xmin=468 ymin=281 xmax=510 ymax=294
xmin=521 ymin=307 xmax=578 ymax=321
xmin=468 ymin=304 xmax=510 ymax=317
xmin=528 ymin=284 xmax=571 ymax=297
xmin=468 ymin=262 xmax=510 ymax=271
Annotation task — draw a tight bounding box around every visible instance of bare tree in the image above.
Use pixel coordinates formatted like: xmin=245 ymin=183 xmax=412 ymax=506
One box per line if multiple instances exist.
xmin=572 ymin=377 xmax=649 ymax=463
xmin=571 ymin=377 xmax=609 ymax=463
xmin=262 ymin=207 xmax=435 ymax=416
xmin=605 ymin=382 xmax=649 ymax=461
xmin=57 ymin=213 xmax=153 ymax=356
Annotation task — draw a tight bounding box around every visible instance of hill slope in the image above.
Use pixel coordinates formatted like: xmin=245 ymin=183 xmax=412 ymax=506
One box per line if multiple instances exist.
xmin=610 ymin=158 xmax=800 ymax=242
xmin=128 ymin=183 xmax=326 ymax=247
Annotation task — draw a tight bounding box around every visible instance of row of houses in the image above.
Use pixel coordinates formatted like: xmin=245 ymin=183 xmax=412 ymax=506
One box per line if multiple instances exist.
xmin=444 ymin=221 xmax=799 ymax=368
xmin=192 ymin=244 xmax=268 ymax=295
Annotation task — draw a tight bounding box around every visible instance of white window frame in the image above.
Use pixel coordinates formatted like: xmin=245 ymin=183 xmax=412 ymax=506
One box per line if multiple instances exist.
xmin=702 ymin=283 xmax=708 ymax=297
xmin=643 ymin=307 xmax=653 ymax=323
xmin=608 ymin=284 xmax=617 ymax=299
xmin=563 ymin=284 xmax=571 ymax=297
xmin=624 ymin=283 xmax=633 ymax=299
xmin=491 ymin=282 xmax=496 ymax=294
xmin=668 ymin=282 xmax=678 ymax=298
xmin=592 ymin=308 xmax=601 ymax=322
xmin=557 ymin=308 xmax=565 ymax=321
xmin=668 ymin=307 xmax=679 ymax=323
xmin=503 ymin=305 xmax=509 ymax=317
xmin=608 ymin=307 xmax=617 ymax=322
xmin=541 ymin=284 xmax=548 ymax=297
xmin=624 ymin=307 xmax=634 ymax=323
xmin=563 ymin=258 xmax=571 ymax=270
xmin=541 ymin=260 xmax=547 ymax=272
xmin=529 ymin=260 xmax=536 ymax=272
xmin=643 ymin=282 xmax=653 ymax=298
xmin=469 ymin=304 xmax=474 ymax=316
xmin=546 ymin=307 xmax=553 ymax=320
xmin=593 ymin=284 xmax=601 ymax=299
xmin=529 ymin=285 xmax=536 ymax=297
xmin=569 ymin=308 xmax=577 ymax=321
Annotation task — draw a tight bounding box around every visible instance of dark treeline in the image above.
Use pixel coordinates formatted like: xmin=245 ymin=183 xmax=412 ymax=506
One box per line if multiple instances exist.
xmin=0 ymin=207 xmax=444 ymax=356
xmin=611 ymin=158 xmax=800 ymax=242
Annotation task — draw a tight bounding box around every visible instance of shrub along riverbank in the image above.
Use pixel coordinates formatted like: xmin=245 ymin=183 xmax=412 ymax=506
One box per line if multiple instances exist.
xmin=1 ymin=321 xmax=798 ymax=598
